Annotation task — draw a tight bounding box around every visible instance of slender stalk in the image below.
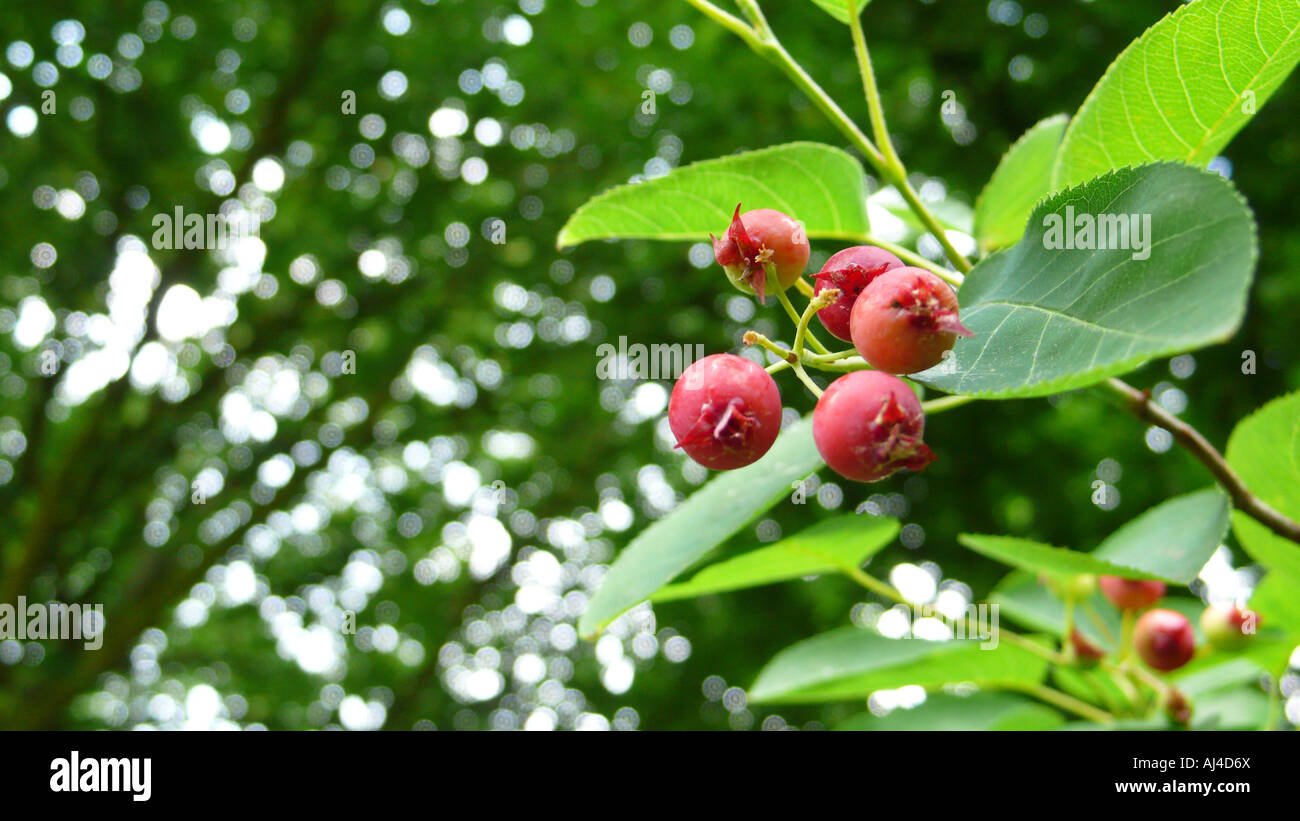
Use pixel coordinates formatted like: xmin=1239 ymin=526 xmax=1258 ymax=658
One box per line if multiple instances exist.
xmin=863 ymin=234 xmax=963 ymax=286
xmin=1103 ymin=378 xmax=1300 ymax=546
xmin=919 ymin=393 xmax=977 ymax=415
xmin=1016 ymin=684 xmax=1116 ymax=724
xmin=777 ymin=290 xmax=830 ymax=355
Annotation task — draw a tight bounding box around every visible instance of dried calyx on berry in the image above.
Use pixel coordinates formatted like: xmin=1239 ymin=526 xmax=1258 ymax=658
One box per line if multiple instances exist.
xmin=812 ymin=246 xmax=903 ymax=342
xmin=850 ymin=267 xmax=972 ymax=374
xmin=813 ymin=370 xmax=935 ymax=482
xmin=669 ymin=353 xmax=782 ymax=471
xmin=711 ymin=204 xmax=810 ymax=304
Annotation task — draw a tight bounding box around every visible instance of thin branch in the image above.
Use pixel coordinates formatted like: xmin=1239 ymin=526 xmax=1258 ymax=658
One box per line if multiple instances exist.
xmin=1104 ymin=378 xmax=1300 ymax=545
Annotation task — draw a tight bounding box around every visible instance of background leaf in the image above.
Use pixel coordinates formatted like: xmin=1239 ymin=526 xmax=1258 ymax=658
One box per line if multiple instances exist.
xmin=1090 ymin=487 xmax=1230 ymax=583
xmin=578 ymin=416 xmax=822 ymax=637
xmin=974 ymin=114 xmax=1068 ymax=252
xmin=917 ymin=163 xmax=1256 ymax=398
xmin=1051 ymin=0 xmax=1300 ymax=190
xmin=807 ymin=0 xmax=871 ymax=25
xmin=1225 ymin=390 xmax=1300 ymax=582
xmin=957 ymin=534 xmax=1160 ymax=581
xmin=652 ymin=514 xmax=898 ymax=602
xmin=748 ymin=628 xmax=1049 ymax=704
xmin=556 ymin=142 xmax=869 ymax=248
xmin=835 ymin=692 xmax=1063 ymax=730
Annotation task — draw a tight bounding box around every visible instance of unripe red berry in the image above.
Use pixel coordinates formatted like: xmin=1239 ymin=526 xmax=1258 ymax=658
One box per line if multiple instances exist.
xmin=1199 ymin=603 xmax=1259 ymax=650
xmin=1099 ymin=576 xmax=1166 ymax=611
xmin=1162 ymin=687 xmax=1192 ymax=727
xmin=849 ymin=267 xmax=972 ymax=374
xmin=669 ymin=353 xmax=782 ymax=471
xmin=1069 ymin=628 xmax=1106 ymax=666
xmin=812 ymin=370 xmax=935 ymax=483
xmin=1133 ymin=608 xmax=1196 ymax=672
xmin=711 ymin=204 xmax=809 ymax=304
xmin=812 ymin=246 xmax=903 ymax=342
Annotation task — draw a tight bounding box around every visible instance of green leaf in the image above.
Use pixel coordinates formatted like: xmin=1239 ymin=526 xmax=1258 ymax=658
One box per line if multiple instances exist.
xmin=556 ymin=142 xmax=869 ymax=249
xmin=748 ymin=628 xmax=1049 ymax=704
xmin=1225 ymin=391 xmax=1300 ymax=582
xmin=1091 ymin=487 xmax=1230 ymax=584
xmin=974 ymin=114 xmax=1068 ymax=253
xmin=1051 ymin=0 xmax=1300 ymax=191
xmin=578 ymin=416 xmax=822 ymax=638
xmin=959 ymin=489 xmax=1227 ymax=586
xmin=835 ymin=692 xmax=1063 ymax=731
xmin=1173 ymin=657 xmax=1268 ymax=698
xmin=917 ymin=163 xmax=1256 ymax=398
xmin=957 ymin=534 xmax=1165 ymax=582
xmin=652 ymin=515 xmax=898 ymax=603
xmin=807 ymin=0 xmax=870 ymax=25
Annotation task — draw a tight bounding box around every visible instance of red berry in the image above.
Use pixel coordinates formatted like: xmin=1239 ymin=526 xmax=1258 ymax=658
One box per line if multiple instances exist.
xmin=812 ymin=370 xmax=935 ymax=482
xmin=812 ymin=246 xmax=903 ymax=342
xmin=669 ymin=353 xmax=782 ymax=471
xmin=1200 ymin=603 xmax=1259 ymax=650
xmin=849 ymin=267 xmax=972 ymax=374
xmin=1133 ymin=608 xmax=1196 ymax=672
xmin=1163 ymin=687 xmax=1192 ymax=727
xmin=711 ymin=204 xmax=809 ymax=304
xmin=1099 ymin=576 xmax=1166 ymax=611
xmin=1069 ymin=628 xmax=1106 ymax=665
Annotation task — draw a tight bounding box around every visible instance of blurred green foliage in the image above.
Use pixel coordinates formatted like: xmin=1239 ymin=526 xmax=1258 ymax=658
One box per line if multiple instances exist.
xmin=0 ymin=0 xmax=1295 ymax=730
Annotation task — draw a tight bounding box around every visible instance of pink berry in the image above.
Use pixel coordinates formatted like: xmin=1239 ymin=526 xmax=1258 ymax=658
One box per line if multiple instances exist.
xmin=812 ymin=246 xmax=904 ymax=342
xmin=849 ymin=267 xmax=972 ymax=374
xmin=1069 ymin=628 xmax=1106 ymax=666
xmin=812 ymin=370 xmax=935 ymax=483
xmin=669 ymin=353 xmax=782 ymax=471
xmin=711 ymin=204 xmax=810 ymax=304
xmin=1200 ymin=603 xmax=1258 ymax=650
xmin=1099 ymin=576 xmax=1166 ymax=611
xmin=1133 ymin=608 xmax=1196 ymax=672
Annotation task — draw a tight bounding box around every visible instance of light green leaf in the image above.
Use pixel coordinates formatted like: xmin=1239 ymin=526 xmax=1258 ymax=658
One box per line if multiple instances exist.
xmin=917 ymin=163 xmax=1256 ymax=398
xmin=1051 ymin=0 xmax=1300 ymax=190
xmin=1225 ymin=391 xmax=1300 ymax=582
xmin=1091 ymin=487 xmax=1230 ymax=583
xmin=578 ymin=416 xmax=822 ymax=638
xmin=808 ymin=0 xmax=871 ymax=25
xmin=1173 ymin=657 xmax=1268 ymax=698
xmin=957 ymin=534 xmax=1165 ymax=582
xmin=748 ymin=628 xmax=1049 ymax=704
xmin=652 ymin=515 xmax=898 ymax=603
xmin=556 ymin=142 xmax=868 ymax=249
xmin=974 ymin=114 xmax=1068 ymax=253
xmin=835 ymin=692 xmax=1062 ymax=731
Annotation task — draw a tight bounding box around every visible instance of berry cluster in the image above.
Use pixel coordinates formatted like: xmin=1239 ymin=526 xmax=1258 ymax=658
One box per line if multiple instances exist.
xmin=671 ymin=205 xmax=971 ymax=483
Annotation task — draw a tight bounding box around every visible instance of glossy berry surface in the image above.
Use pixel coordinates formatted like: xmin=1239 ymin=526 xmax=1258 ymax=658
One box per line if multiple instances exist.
xmin=1200 ymin=603 xmax=1258 ymax=650
xmin=1133 ymin=608 xmax=1196 ymax=672
xmin=812 ymin=246 xmax=903 ymax=342
xmin=849 ymin=267 xmax=972 ymax=374
xmin=711 ymin=205 xmax=810 ymax=304
xmin=1099 ymin=576 xmax=1166 ymax=611
xmin=812 ymin=370 xmax=935 ymax=482
xmin=669 ymin=353 xmax=782 ymax=471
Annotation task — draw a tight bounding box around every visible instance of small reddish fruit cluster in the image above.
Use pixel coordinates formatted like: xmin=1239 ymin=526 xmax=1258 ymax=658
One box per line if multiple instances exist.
xmin=671 ymin=206 xmax=972 ymax=484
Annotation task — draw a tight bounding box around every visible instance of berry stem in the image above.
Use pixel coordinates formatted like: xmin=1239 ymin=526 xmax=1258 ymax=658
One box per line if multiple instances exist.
xmin=918 ymin=393 xmax=977 ymax=415
xmin=1013 ymin=684 xmax=1116 ymax=725
xmin=1103 ymin=377 xmax=1300 ymax=546
xmin=776 ymin=289 xmax=831 ymax=355
xmin=864 ymin=236 xmax=962 ymax=287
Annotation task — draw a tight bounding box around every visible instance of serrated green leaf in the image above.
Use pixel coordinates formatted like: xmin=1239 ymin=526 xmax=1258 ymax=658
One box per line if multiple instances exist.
xmin=917 ymin=163 xmax=1256 ymax=398
xmin=974 ymin=114 xmax=1068 ymax=253
xmin=1091 ymin=487 xmax=1230 ymax=583
xmin=1051 ymin=0 xmax=1300 ymax=190
xmin=578 ymin=416 xmax=822 ymax=638
xmin=652 ymin=515 xmax=898 ymax=603
xmin=835 ymin=692 xmax=1062 ymax=731
xmin=1225 ymin=391 xmax=1300 ymax=583
xmin=748 ymin=628 xmax=1049 ymax=704
xmin=807 ymin=0 xmax=871 ymax=25
xmin=556 ymin=142 xmax=868 ymax=249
